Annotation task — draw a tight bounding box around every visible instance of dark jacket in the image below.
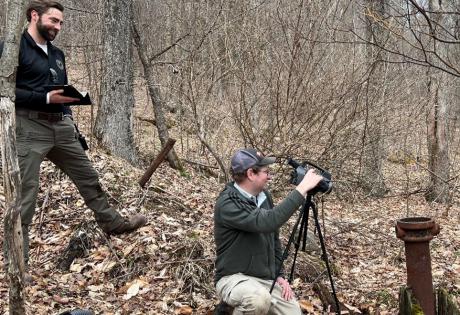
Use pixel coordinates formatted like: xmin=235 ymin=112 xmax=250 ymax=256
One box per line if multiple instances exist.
xmin=214 ymin=182 xmax=305 ymax=283
xmin=0 ymin=31 xmax=71 ymax=115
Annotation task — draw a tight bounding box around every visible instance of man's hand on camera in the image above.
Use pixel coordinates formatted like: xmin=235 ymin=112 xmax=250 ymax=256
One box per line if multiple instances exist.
xmin=276 ymin=277 xmax=294 ymax=301
xmin=48 ymin=89 xmax=79 ymax=104
xmin=295 ymin=169 xmax=323 ymax=196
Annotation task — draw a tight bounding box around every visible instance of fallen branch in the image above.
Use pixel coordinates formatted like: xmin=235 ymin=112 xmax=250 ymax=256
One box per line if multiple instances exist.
xmin=136 ymin=116 xmax=156 ymax=126
xmin=182 ymin=159 xmax=219 ymax=170
xmin=139 ymin=138 xmax=176 ymax=188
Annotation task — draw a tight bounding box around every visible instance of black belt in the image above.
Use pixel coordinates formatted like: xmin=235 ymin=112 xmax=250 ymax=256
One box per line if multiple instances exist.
xmin=16 ymin=109 xmax=64 ymax=122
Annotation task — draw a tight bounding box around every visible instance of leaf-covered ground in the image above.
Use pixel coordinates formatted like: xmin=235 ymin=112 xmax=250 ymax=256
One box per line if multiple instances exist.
xmin=1 ymin=151 xmax=459 ymax=314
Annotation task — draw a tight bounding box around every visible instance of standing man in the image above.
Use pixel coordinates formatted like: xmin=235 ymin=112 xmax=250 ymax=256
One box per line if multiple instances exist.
xmin=0 ymin=0 xmax=147 ymax=268
xmin=214 ymin=149 xmax=323 ymax=314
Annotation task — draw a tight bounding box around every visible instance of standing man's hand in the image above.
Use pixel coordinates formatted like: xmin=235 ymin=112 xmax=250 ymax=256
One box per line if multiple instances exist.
xmin=48 ymin=89 xmax=79 ymax=104
xmin=276 ymin=277 xmax=295 ymax=301
xmin=295 ymin=169 xmax=323 ymax=196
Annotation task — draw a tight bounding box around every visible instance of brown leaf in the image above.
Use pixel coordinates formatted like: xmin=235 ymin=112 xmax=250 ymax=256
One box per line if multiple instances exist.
xmin=53 ymin=295 xmax=70 ymax=304
xmin=175 ymin=305 xmax=193 ymax=315
xmin=299 ymin=300 xmax=314 ymax=313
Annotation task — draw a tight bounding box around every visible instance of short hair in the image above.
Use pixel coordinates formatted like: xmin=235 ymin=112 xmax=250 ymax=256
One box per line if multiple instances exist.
xmin=231 ymin=165 xmax=262 ymax=184
xmin=26 ymin=0 xmax=64 ymax=22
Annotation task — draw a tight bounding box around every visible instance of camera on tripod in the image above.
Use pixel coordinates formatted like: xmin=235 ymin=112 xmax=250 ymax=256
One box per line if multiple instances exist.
xmin=287 ymin=158 xmax=332 ymax=195
xmin=272 ymin=158 xmax=340 ymax=314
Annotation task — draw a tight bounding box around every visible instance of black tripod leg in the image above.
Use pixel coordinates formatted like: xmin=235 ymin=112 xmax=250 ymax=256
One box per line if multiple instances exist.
xmin=301 ymin=197 xmax=311 ymax=251
xmin=288 ymin=204 xmax=308 ymax=282
xmin=311 ymin=201 xmax=340 ymax=315
xmin=270 ymin=203 xmax=305 ymax=294
xmin=289 ymin=195 xmax=312 ymax=282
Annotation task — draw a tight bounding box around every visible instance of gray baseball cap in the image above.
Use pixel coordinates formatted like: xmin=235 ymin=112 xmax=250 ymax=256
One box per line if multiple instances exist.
xmin=231 ymin=148 xmax=276 ymax=173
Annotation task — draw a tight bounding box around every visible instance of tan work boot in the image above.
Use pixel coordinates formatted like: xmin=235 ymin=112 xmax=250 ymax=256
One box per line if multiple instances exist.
xmin=107 ymin=215 xmax=147 ymax=235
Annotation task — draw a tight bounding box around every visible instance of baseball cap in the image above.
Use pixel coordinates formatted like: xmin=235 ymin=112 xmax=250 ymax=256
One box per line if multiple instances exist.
xmin=231 ymin=148 xmax=276 ymax=173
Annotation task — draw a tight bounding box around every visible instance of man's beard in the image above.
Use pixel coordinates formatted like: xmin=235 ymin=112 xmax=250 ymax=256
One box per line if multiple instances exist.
xmin=37 ymin=17 xmax=57 ymax=42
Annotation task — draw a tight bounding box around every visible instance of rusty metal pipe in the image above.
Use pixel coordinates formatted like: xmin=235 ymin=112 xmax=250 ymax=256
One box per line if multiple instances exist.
xmin=395 ymin=217 xmax=440 ymax=315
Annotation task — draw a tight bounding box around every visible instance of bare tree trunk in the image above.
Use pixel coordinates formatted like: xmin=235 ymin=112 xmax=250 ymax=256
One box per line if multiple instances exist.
xmin=360 ymin=0 xmax=388 ymax=196
xmin=0 ymin=0 xmax=28 ymax=313
xmin=426 ymin=73 xmax=450 ymax=203
xmin=131 ymin=18 xmax=183 ymax=170
xmin=426 ymin=70 xmax=450 ymax=204
xmin=425 ymin=0 xmax=451 ymax=204
xmin=95 ymin=0 xmax=139 ymax=165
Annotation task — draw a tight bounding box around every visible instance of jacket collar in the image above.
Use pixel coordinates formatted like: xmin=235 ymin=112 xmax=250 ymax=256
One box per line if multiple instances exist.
xmin=23 ymin=30 xmax=54 ymax=52
xmin=226 ymin=182 xmax=267 ymax=207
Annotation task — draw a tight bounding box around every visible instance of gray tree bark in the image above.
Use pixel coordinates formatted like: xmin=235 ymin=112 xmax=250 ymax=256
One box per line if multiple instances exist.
xmin=360 ymin=0 xmax=388 ymax=197
xmin=0 ymin=0 xmax=28 ymax=313
xmin=95 ymin=0 xmax=139 ymax=165
xmin=132 ymin=17 xmax=183 ymax=170
xmin=425 ymin=0 xmax=451 ymax=203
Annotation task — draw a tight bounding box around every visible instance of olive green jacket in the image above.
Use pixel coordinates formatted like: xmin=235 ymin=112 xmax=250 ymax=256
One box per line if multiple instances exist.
xmin=214 ymin=182 xmax=305 ymax=283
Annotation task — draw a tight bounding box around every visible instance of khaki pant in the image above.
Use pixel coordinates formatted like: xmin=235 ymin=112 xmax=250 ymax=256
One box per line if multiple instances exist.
xmin=7 ymin=113 xmax=124 ymax=264
xmin=216 ymin=273 xmax=302 ymax=315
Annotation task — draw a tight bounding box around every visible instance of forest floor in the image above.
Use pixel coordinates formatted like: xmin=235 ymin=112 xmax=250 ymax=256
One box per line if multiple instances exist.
xmin=0 ymin=148 xmax=459 ymax=314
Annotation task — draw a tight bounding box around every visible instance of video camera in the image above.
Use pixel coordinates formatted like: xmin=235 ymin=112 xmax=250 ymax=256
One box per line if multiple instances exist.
xmin=287 ymin=158 xmax=332 ymax=195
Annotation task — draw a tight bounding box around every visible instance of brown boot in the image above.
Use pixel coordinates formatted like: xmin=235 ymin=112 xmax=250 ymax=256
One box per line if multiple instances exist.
xmin=214 ymin=301 xmax=234 ymax=315
xmin=107 ymin=215 xmax=147 ymax=235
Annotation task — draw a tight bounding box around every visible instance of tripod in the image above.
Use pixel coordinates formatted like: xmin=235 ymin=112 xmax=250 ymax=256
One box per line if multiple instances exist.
xmin=270 ymin=195 xmax=340 ymax=315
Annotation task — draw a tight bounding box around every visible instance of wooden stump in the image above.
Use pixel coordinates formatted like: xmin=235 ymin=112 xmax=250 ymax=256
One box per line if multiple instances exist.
xmin=399 ymin=286 xmax=423 ymax=315
xmin=437 ymin=289 xmax=460 ymax=315
xmin=399 ymin=286 xmax=460 ymax=315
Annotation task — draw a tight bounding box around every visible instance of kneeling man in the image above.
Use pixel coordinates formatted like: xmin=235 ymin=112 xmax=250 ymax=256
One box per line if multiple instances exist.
xmin=214 ymin=149 xmax=323 ymax=314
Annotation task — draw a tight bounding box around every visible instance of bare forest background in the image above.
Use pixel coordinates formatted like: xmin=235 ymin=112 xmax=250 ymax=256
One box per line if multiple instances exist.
xmin=1 ymin=0 xmax=460 ymax=314
xmin=1 ymin=0 xmax=459 ymax=201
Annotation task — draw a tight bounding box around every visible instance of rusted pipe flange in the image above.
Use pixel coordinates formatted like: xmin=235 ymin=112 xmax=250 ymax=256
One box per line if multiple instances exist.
xmin=395 ymin=217 xmax=440 ymax=242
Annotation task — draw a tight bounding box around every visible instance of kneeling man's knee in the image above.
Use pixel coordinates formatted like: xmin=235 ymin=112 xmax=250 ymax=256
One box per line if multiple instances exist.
xmin=241 ymin=287 xmax=271 ymax=314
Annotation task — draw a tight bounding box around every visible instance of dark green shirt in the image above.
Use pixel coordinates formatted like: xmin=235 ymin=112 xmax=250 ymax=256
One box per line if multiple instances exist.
xmin=214 ymin=182 xmax=305 ymax=283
